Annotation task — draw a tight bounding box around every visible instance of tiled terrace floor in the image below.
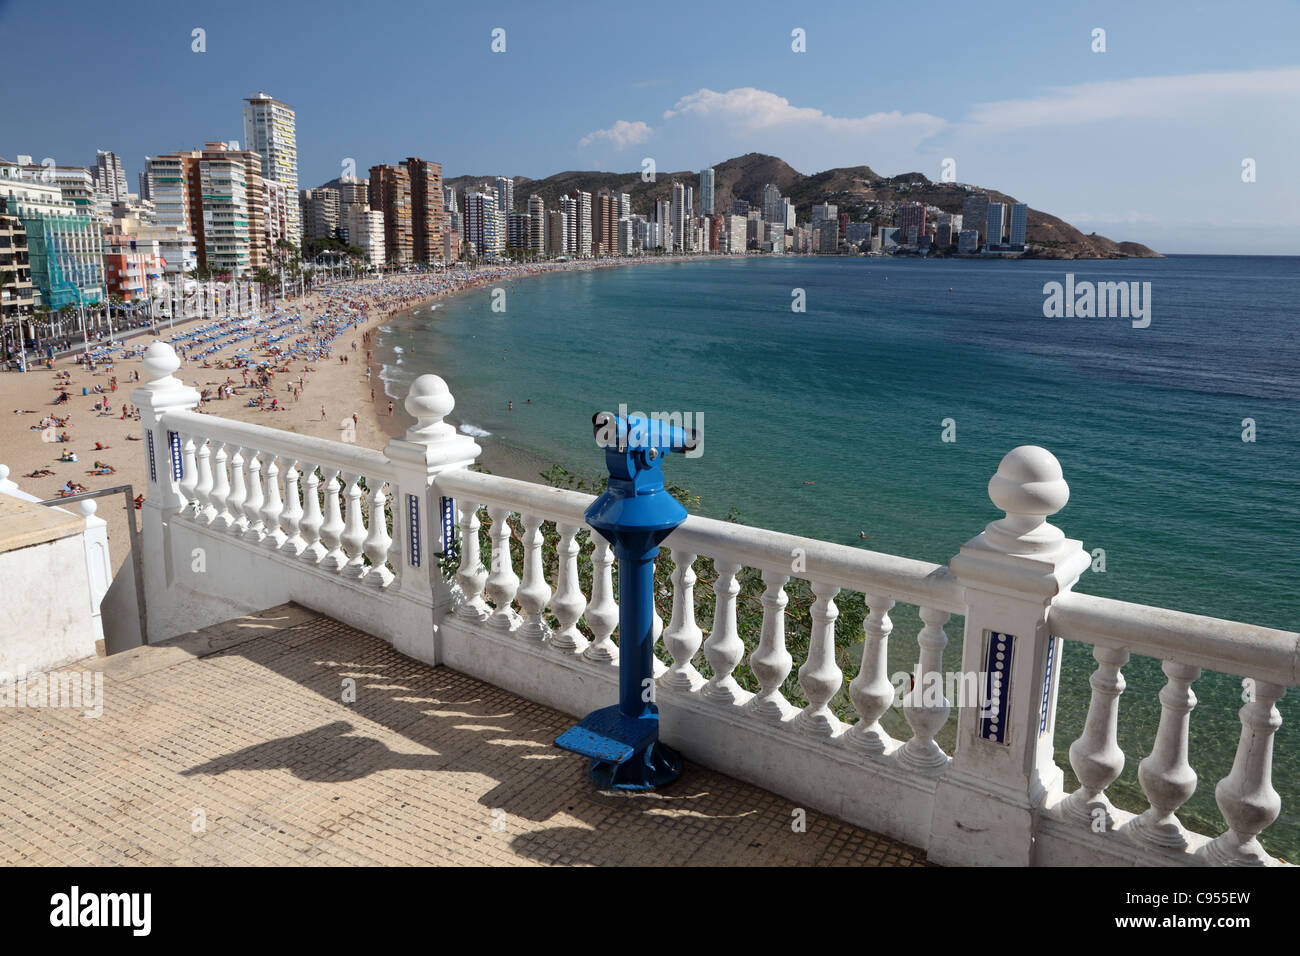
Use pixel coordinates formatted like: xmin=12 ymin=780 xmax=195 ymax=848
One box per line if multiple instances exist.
xmin=0 ymin=604 xmax=931 ymax=866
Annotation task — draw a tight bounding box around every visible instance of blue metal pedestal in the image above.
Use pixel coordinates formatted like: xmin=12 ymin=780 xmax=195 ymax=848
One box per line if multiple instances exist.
xmin=554 ymin=412 xmax=697 ymax=792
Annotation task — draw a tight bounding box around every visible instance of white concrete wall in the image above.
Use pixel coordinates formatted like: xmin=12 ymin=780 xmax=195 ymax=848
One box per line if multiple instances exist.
xmin=0 ymin=535 xmax=99 ymax=674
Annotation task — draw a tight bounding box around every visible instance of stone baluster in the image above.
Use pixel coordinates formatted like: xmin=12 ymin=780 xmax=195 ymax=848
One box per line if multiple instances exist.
xmin=363 ymin=479 xmax=394 ymax=587
xmin=898 ymin=607 xmax=953 ymax=773
xmin=484 ymin=506 xmax=519 ymax=631
xmin=747 ymin=569 xmax=793 ymax=720
xmin=582 ymin=531 xmax=618 ymax=663
xmin=341 ymin=472 xmax=368 ymax=578
xmin=455 ymin=500 xmax=490 ymax=620
xmin=226 ymin=446 xmax=248 ymax=534
xmin=193 ymin=438 xmax=214 ymax=523
xmin=516 ymin=513 xmax=552 ymax=642
xmin=1062 ymin=646 xmax=1130 ymax=829
xmin=318 ymin=467 xmax=347 ymax=570
xmin=242 ymin=450 xmax=265 ymax=541
xmin=299 ymin=464 xmax=326 ymax=564
xmin=280 ymin=459 xmax=305 ymax=555
xmin=847 ymin=595 xmax=897 ymax=755
xmin=210 ymin=442 xmax=233 ymax=530
xmin=549 ymin=523 xmax=588 ymax=654
xmin=259 ymin=455 xmax=286 ymax=550
xmin=178 ymin=433 xmax=198 ymax=514
xmin=384 ymin=482 xmax=402 ymax=590
xmin=1127 ymin=661 xmax=1201 ymax=851
xmin=702 ymin=559 xmax=744 ymax=704
xmin=1202 ymin=679 xmax=1285 ymax=866
xmin=796 ymin=579 xmax=842 ymax=737
xmin=661 ymin=550 xmax=703 ymax=691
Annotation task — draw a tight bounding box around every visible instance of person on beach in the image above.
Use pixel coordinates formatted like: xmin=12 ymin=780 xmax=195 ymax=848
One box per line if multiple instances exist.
xmin=321 ymin=406 xmax=326 ymax=420
xmin=387 ymin=400 xmax=394 ymax=416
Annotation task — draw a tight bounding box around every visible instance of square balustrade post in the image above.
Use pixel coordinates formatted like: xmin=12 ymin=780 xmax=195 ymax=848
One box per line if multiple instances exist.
xmin=130 ymin=341 xmax=201 ymax=643
xmin=382 ymin=374 xmax=480 ymax=665
xmin=928 ymin=446 xmax=1090 ymax=866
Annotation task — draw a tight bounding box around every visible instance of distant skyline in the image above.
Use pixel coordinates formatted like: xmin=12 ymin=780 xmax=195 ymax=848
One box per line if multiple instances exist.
xmin=2 ymin=0 xmax=1296 ymax=254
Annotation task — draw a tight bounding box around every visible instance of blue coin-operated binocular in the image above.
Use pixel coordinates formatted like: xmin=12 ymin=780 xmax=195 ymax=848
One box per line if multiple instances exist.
xmin=554 ymin=411 xmax=699 ymax=790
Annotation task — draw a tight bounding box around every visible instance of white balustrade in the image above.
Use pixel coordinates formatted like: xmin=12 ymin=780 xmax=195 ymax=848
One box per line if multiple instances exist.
xmin=242 ymin=451 xmax=264 ymax=541
xmin=549 ymin=523 xmax=589 ymax=654
xmin=455 ymin=500 xmax=490 ymax=620
xmin=847 ymin=595 xmax=897 ymax=755
xmin=126 ymin=347 xmax=1297 ymax=867
xmin=178 ymin=434 xmax=198 ymax=513
xmin=795 ymin=579 xmax=842 ymax=737
xmin=702 ymin=559 xmax=745 ymax=704
xmin=300 ymin=464 xmax=326 ymax=563
xmin=516 ymin=513 xmax=552 ymax=641
xmin=363 ymin=480 xmax=394 ymax=588
xmin=210 ymin=442 xmax=232 ymax=529
xmin=281 ymin=459 xmax=306 ymax=556
xmin=318 ymin=468 xmax=347 ymax=570
xmin=260 ymin=455 xmax=286 ymax=550
xmin=583 ymin=532 xmax=618 ymax=663
xmin=1203 ymin=680 xmax=1285 ymax=865
xmin=747 ymin=569 xmax=793 ymax=721
xmin=194 ymin=439 xmax=214 ymax=522
xmin=897 ymin=607 xmax=952 ymax=773
xmin=484 ymin=506 xmax=520 ymax=631
xmin=1062 ymin=645 xmax=1129 ymax=829
xmin=661 ymin=551 xmax=703 ymax=691
xmin=226 ymin=447 xmax=248 ymax=534
xmin=1128 ymin=660 xmax=1201 ymax=851
xmin=341 ymin=472 xmax=367 ymax=578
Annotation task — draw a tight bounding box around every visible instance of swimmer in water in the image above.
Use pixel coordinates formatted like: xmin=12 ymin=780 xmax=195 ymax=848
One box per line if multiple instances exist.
xmin=508 ymin=401 xmax=513 ymax=411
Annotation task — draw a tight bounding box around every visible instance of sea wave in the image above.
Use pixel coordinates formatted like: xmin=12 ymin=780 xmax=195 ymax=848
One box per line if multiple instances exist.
xmin=459 ymin=422 xmax=491 ymax=438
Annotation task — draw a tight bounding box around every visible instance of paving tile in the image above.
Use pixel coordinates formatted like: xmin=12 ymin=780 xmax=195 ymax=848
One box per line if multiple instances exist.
xmin=0 ymin=605 xmax=931 ymax=866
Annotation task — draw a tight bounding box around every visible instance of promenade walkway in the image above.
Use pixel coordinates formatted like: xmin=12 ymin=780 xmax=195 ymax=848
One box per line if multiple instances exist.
xmin=0 ymin=604 xmax=930 ymax=866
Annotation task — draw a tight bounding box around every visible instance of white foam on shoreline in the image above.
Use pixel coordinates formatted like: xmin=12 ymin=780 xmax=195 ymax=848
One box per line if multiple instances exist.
xmin=459 ymin=422 xmax=491 ymax=438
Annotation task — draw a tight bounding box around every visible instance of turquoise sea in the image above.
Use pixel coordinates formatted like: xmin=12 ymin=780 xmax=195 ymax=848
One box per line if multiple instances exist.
xmin=376 ymin=255 xmax=1299 ymax=859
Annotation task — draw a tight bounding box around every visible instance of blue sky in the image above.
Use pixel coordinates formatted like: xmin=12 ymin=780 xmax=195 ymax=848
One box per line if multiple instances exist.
xmin=2 ymin=0 xmax=1297 ymax=253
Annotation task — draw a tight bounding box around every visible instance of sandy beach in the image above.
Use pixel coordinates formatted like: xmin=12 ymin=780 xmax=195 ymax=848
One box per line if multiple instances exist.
xmin=0 ymin=255 xmax=717 ymax=575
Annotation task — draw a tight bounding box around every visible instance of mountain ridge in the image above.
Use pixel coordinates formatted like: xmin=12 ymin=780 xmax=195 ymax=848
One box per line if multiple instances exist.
xmin=443 ymin=152 xmax=1159 ymax=258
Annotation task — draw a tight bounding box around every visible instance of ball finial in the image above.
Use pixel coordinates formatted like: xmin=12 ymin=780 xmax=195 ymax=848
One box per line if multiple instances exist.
xmin=77 ymin=499 xmax=97 ymax=518
xmin=404 ymin=374 xmax=456 ymax=442
xmin=984 ymin=445 xmax=1070 ymax=554
xmin=141 ymin=340 xmax=180 ymax=384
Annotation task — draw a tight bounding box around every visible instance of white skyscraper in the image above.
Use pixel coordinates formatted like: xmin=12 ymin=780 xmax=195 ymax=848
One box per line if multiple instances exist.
xmin=93 ymin=150 xmax=128 ymax=204
xmin=466 ymin=190 xmax=503 ymax=256
xmin=243 ymin=92 xmax=300 ymax=247
xmin=670 ymin=183 xmax=687 ymax=252
xmin=495 ymin=177 xmax=514 ymax=215
xmin=699 ymin=167 xmax=715 ymax=216
xmin=573 ymin=190 xmax=592 ymax=257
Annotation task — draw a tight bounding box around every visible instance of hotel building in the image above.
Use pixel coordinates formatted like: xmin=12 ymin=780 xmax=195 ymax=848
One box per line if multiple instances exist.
xmin=404 ymin=158 xmax=444 ymax=265
xmin=369 ymin=164 xmax=413 ymax=266
xmin=242 ymin=93 xmax=300 ymax=247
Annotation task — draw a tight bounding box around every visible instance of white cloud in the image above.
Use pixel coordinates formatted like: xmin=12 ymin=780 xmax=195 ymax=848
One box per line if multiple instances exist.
xmin=663 ymin=87 xmax=946 ymax=140
xmin=962 ymin=67 xmax=1300 ymax=133
xmin=579 ymin=120 xmax=653 ymax=150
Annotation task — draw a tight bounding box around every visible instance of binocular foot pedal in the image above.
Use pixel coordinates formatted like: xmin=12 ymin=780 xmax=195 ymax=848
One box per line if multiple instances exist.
xmin=555 ymin=705 xmax=682 ymax=791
